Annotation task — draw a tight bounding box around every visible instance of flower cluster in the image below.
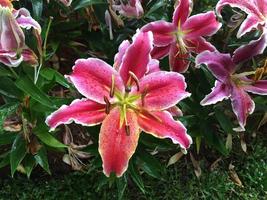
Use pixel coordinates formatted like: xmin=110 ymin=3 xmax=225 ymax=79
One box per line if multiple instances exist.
xmin=2 ymin=0 xmax=266 ymax=177
xmin=46 ymin=0 xmax=267 ymax=176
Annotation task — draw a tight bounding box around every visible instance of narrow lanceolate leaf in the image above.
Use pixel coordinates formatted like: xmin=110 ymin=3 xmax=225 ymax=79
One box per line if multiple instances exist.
xmin=34 ymin=128 xmax=67 ymax=148
xmin=215 ymin=107 xmax=234 ymax=134
xmin=0 ymin=133 xmax=17 ymax=145
xmin=0 ymin=77 xmax=23 ymax=99
xmin=34 ymin=147 xmax=51 ymax=174
xmin=0 ymin=102 xmax=19 ymax=132
xmin=129 ymin=161 xmax=146 ymax=194
xmin=15 ymin=76 xmax=55 ymax=109
xmin=23 ymin=155 xmax=36 ymax=178
xmin=40 ymin=68 xmax=72 ymax=89
xmin=116 ymin=175 xmax=127 ymax=200
xmin=73 ymin=0 xmax=107 ymax=10
xmin=10 ymin=134 xmax=27 ymax=176
xmin=137 ymin=151 xmax=163 ymax=179
xmin=0 ymin=152 xmax=10 ymax=169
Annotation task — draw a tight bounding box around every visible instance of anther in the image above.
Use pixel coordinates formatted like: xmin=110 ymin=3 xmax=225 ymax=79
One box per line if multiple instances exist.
xmin=129 ymin=71 xmax=140 ymax=91
xmin=103 ymin=96 xmax=111 ymax=114
xmin=110 ymin=75 xmax=115 ymax=98
xmin=125 ymin=86 xmax=131 ymax=93
xmin=125 ymin=125 xmax=130 ymax=136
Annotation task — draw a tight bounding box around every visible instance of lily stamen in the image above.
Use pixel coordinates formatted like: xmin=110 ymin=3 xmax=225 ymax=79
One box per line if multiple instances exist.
xmin=110 ymin=75 xmax=115 ymax=98
xmin=104 ymin=96 xmax=111 ymax=114
xmin=125 ymin=125 xmax=130 ymax=136
xmin=129 ymin=71 xmax=140 ymax=91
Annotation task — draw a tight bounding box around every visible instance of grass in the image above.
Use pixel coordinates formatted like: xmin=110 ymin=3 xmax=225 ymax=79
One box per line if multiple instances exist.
xmin=0 ymin=135 xmax=266 ymax=200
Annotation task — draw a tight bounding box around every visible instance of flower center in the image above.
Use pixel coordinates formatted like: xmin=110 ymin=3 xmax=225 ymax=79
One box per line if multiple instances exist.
xmin=173 ymin=20 xmax=190 ymax=54
xmin=230 ymin=71 xmax=256 ymax=86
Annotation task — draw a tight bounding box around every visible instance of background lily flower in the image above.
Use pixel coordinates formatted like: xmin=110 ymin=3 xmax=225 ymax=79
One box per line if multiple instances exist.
xmin=112 ymin=0 xmax=144 ymax=18
xmin=46 ymin=30 xmax=192 ymax=177
xmin=59 ymin=0 xmax=72 ymax=7
xmin=141 ymin=0 xmax=221 ymax=72
xmin=0 ymin=0 xmax=41 ymax=67
xmin=196 ymin=51 xmax=267 ymax=131
xmin=216 ymin=0 xmax=267 ymax=63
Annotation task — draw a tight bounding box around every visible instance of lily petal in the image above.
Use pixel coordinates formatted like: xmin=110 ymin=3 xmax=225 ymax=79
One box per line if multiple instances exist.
xmin=230 ymin=85 xmax=255 ymax=130
xmin=99 ymin=108 xmax=140 ymax=177
xmin=113 ymin=0 xmax=144 ymax=18
xmin=243 ymin=80 xmax=267 ymax=95
xmin=0 ymin=50 xmax=23 ymax=67
xmin=196 ymin=51 xmax=236 ymax=81
xmin=0 ymin=7 xmax=25 ymax=50
xmin=216 ymin=0 xmax=263 ymax=19
xmin=186 ymin=37 xmax=216 ymax=53
xmin=45 ymin=99 xmax=106 ymax=131
xmin=172 ymin=0 xmax=193 ymax=25
xmin=147 ymin=59 xmax=160 ymax=74
xmin=135 ymin=71 xmax=190 ymax=110
xmin=138 ymin=111 xmax=192 ymax=149
xmin=255 ymin=0 xmax=267 ymax=16
xmin=237 ymin=15 xmax=260 ymax=38
xmin=183 ymin=11 xmax=221 ymax=38
xmin=169 ymin=43 xmax=190 ymax=73
xmin=200 ymin=81 xmax=230 ymax=105
xmin=151 ymin=45 xmax=171 ymax=59
xmin=233 ymin=32 xmax=267 ymax=64
xmin=14 ymin=8 xmax=41 ymax=34
xmin=114 ymin=40 xmax=130 ymax=70
xmin=67 ymin=58 xmax=124 ymax=104
xmin=141 ymin=21 xmax=175 ymax=47
xmin=119 ymin=31 xmax=153 ymax=85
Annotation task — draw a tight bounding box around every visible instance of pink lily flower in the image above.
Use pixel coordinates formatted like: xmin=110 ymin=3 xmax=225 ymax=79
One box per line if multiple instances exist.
xmin=0 ymin=0 xmax=41 ymax=67
xmin=46 ymin=30 xmax=192 ymax=177
xmin=141 ymin=0 xmax=221 ymax=72
xmin=59 ymin=0 xmax=72 ymax=7
xmin=216 ymin=0 xmax=267 ymax=63
xmin=196 ymin=50 xmax=267 ymax=131
xmin=112 ymin=0 xmax=144 ymax=18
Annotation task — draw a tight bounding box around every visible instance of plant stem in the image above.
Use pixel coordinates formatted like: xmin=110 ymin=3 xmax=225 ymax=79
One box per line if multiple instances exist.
xmin=34 ymin=16 xmax=53 ymax=84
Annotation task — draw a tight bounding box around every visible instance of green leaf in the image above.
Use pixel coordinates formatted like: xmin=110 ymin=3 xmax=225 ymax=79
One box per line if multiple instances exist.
xmin=73 ymin=0 xmax=107 ymax=10
xmin=0 ymin=133 xmax=17 ymax=145
xmin=116 ymin=174 xmax=127 ymax=200
xmin=31 ymin=0 xmax=43 ymax=20
xmin=215 ymin=107 xmax=234 ymax=134
xmin=10 ymin=134 xmax=27 ymax=176
xmin=34 ymin=147 xmax=51 ymax=174
xmin=137 ymin=151 xmax=163 ymax=179
xmin=146 ymin=0 xmax=165 ymax=16
xmin=129 ymin=161 xmax=146 ymax=194
xmin=204 ymin=128 xmax=228 ymax=156
xmin=0 ymin=67 xmax=13 ymax=77
xmin=40 ymin=68 xmax=71 ymax=88
xmin=15 ymin=76 xmax=55 ymax=108
xmin=0 ymin=102 xmax=19 ymax=132
xmin=0 ymin=152 xmax=10 ymax=169
xmin=23 ymin=155 xmax=36 ymax=178
xmin=34 ymin=127 xmax=67 ymax=148
xmin=0 ymin=77 xmax=23 ymax=99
